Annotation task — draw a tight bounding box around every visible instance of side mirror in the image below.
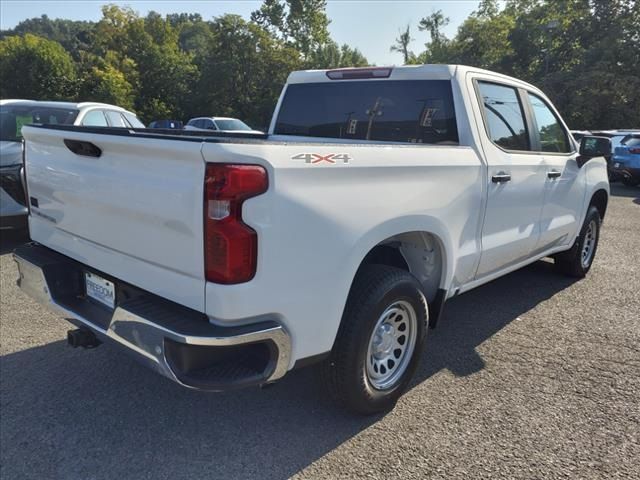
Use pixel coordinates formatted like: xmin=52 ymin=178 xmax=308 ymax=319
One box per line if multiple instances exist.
xmin=578 ymin=136 xmax=611 ymax=167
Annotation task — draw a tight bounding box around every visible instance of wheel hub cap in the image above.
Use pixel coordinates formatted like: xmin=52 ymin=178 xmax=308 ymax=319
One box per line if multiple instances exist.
xmin=372 ymin=324 xmax=395 ymax=358
xmin=581 ymin=220 xmax=597 ymax=268
xmin=366 ymin=300 xmax=418 ymax=390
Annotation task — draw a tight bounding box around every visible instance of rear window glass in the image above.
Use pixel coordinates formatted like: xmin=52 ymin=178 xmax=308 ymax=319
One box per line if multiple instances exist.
xmin=274 ymin=80 xmax=458 ymax=145
xmin=0 ymin=106 xmax=78 ymax=142
xmin=215 ymin=119 xmax=252 ymax=131
xmin=123 ymin=113 xmax=145 ymax=128
xmin=622 ymin=135 xmax=640 ymax=147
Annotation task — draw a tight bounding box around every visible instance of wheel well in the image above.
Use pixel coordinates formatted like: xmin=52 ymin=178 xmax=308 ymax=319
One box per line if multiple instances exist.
xmin=362 ymin=244 xmax=409 ymax=271
xmin=590 ymin=189 xmax=608 ymax=220
xmin=360 ymin=232 xmax=444 ymax=303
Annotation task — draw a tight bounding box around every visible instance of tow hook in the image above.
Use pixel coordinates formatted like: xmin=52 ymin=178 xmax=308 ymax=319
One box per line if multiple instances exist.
xmin=67 ymin=328 xmax=101 ymax=349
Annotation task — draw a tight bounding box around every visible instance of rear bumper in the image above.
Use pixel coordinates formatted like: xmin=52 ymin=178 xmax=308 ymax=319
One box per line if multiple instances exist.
xmin=612 ymin=166 xmax=640 ymax=181
xmin=13 ymin=243 xmax=291 ymax=391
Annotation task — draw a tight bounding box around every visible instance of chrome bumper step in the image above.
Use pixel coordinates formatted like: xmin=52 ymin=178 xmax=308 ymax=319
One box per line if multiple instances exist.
xmin=13 ymin=243 xmax=291 ymax=390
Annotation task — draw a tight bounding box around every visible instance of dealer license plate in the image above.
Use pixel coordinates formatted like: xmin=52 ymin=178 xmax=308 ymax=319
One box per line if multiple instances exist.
xmin=85 ymin=272 xmax=115 ymax=309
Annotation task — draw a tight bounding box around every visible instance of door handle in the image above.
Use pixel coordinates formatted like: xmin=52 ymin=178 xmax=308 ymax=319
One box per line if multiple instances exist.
xmin=547 ymin=170 xmax=562 ymax=179
xmin=63 ymin=139 xmax=102 ymax=158
xmin=491 ymin=172 xmax=511 ymax=183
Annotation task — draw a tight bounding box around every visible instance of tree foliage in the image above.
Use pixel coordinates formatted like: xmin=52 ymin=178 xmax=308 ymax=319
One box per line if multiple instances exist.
xmin=390 ymin=25 xmax=415 ymax=65
xmin=1 ymin=0 xmax=637 ymax=129
xmin=397 ymin=0 xmax=640 ymax=128
xmin=250 ymin=0 xmax=330 ymax=58
xmin=0 ymin=1 xmax=360 ymax=127
xmin=0 ymin=33 xmax=77 ymax=100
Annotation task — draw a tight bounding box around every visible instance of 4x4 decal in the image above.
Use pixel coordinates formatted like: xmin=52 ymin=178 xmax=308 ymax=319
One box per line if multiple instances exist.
xmin=291 ymin=153 xmax=351 ymax=164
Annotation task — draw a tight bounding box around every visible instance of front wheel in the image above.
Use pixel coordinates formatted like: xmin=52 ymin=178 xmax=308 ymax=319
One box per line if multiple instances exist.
xmin=554 ymin=206 xmax=601 ymax=277
xmin=321 ymin=265 xmax=427 ymax=415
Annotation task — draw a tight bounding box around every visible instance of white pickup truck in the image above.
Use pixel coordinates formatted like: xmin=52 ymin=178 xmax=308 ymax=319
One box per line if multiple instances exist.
xmin=15 ymin=65 xmax=610 ymax=414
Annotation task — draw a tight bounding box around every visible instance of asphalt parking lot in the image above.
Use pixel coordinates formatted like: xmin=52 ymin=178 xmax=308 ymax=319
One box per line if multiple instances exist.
xmin=1 ymin=184 xmax=639 ymax=480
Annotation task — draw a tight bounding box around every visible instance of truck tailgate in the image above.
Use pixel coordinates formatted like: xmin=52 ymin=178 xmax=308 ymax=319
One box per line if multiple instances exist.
xmin=22 ymin=126 xmax=206 ymax=311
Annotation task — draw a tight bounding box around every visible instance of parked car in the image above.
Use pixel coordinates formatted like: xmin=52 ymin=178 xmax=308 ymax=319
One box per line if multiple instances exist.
xmin=591 ymin=130 xmax=640 ymax=181
xmin=149 ymin=119 xmax=183 ymax=129
xmin=611 ymin=134 xmax=640 ymax=186
xmin=15 ymin=65 xmax=609 ymax=414
xmin=0 ymin=100 xmax=144 ymax=230
xmin=570 ymin=130 xmax=591 ymax=142
xmin=184 ymin=116 xmax=262 ymax=133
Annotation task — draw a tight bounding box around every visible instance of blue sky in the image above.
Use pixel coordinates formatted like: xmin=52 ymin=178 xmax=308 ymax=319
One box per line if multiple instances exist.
xmin=0 ymin=1 xmax=482 ymax=65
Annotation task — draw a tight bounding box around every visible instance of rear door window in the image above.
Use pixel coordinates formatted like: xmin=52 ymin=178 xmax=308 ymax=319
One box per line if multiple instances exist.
xmin=275 ymin=80 xmax=458 ymax=145
xmin=527 ymin=93 xmax=571 ymax=153
xmin=82 ymin=110 xmax=108 ymax=127
xmin=105 ymin=111 xmax=127 ymax=127
xmin=477 ymin=82 xmax=529 ymax=151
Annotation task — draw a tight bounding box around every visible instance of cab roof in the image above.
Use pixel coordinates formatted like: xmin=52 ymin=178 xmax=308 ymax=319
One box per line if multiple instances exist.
xmin=286 ymin=64 xmax=540 ymax=92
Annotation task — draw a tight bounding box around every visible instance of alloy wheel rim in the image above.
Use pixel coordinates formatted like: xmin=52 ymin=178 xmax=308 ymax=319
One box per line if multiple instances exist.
xmin=366 ymin=300 xmax=418 ymax=390
xmin=581 ymin=220 xmax=597 ymax=268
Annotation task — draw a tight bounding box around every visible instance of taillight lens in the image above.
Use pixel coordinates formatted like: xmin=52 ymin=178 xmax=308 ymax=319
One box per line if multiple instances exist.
xmin=629 ymin=147 xmax=640 ymax=154
xmin=204 ymin=164 xmax=268 ymax=284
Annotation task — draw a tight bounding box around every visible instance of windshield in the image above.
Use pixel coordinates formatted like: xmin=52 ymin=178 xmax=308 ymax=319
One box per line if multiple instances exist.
xmin=0 ymin=105 xmax=79 ymax=142
xmin=215 ymin=119 xmax=252 ymax=131
xmin=274 ymin=80 xmax=459 ymax=145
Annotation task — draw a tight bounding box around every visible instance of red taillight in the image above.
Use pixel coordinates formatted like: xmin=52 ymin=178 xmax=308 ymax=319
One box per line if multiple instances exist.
xmin=629 ymin=147 xmax=640 ymax=154
xmin=204 ymin=164 xmax=268 ymax=284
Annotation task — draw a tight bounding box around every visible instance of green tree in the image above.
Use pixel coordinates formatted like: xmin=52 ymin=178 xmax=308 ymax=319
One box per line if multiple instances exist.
xmin=309 ymin=41 xmax=368 ymax=68
xmin=85 ymin=5 xmax=199 ymax=122
xmin=409 ymin=0 xmax=640 ymax=128
xmin=194 ymin=14 xmax=301 ymax=128
xmin=0 ymin=15 xmax=93 ymax=60
xmin=339 ymin=44 xmax=368 ymax=67
xmin=77 ymin=51 xmax=134 ymax=109
xmin=390 ymin=25 xmax=415 ymax=64
xmin=251 ymin=0 xmax=330 ymax=57
xmin=0 ymin=33 xmax=77 ymax=99
xmin=418 ymin=10 xmax=451 ymax=62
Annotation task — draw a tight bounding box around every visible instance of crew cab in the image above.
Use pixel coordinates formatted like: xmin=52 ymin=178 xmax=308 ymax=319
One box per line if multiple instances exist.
xmin=14 ymin=65 xmax=610 ymax=414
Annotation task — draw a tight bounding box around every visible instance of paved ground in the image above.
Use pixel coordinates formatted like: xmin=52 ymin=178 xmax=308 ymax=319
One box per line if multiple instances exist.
xmin=1 ymin=184 xmax=639 ymax=480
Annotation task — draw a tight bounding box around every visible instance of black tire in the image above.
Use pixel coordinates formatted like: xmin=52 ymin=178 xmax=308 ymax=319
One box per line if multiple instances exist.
xmin=554 ymin=206 xmax=601 ymax=277
xmin=321 ymin=265 xmax=428 ymax=415
xmin=622 ymin=176 xmax=640 ymax=187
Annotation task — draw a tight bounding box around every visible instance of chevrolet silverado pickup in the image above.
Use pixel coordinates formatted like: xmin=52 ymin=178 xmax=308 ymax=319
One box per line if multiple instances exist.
xmin=15 ymin=65 xmax=610 ymax=414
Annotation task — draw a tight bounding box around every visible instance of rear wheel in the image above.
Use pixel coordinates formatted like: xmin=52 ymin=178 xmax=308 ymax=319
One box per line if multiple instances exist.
xmin=622 ymin=176 xmax=640 ymax=187
xmin=321 ymin=265 xmax=427 ymax=415
xmin=554 ymin=206 xmax=601 ymax=277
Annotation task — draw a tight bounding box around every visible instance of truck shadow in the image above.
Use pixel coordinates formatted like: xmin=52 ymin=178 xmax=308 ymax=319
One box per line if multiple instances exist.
xmin=0 ymin=260 xmax=576 ymax=479
xmin=0 ymin=228 xmax=29 ymax=255
xmin=609 ymin=182 xmax=640 ymax=200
